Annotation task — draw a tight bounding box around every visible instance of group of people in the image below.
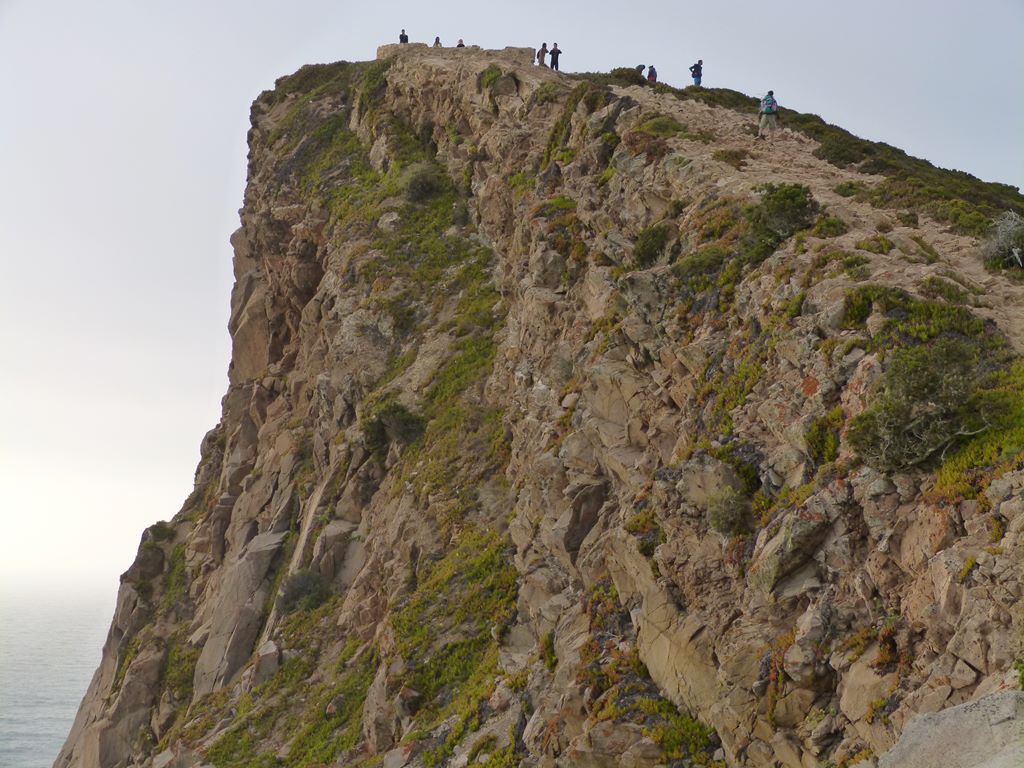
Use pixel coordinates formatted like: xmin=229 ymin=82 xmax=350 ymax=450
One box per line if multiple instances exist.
xmin=535 ymin=43 xmax=563 ymax=71
xmin=397 ymin=31 xmax=781 ymax=141
xmin=399 ymin=30 xmax=467 ymax=48
xmin=633 ymin=58 xmax=699 ymax=86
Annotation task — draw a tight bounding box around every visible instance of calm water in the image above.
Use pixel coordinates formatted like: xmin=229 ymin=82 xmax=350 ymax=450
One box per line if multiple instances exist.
xmin=0 ymin=588 xmax=114 ymax=768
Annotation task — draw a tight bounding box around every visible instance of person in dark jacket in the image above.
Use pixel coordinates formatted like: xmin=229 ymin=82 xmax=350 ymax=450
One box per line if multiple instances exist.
xmin=399 ymin=29 xmax=409 ymax=43
xmin=635 ymin=64 xmax=646 ymax=76
xmin=456 ymin=39 xmax=465 ymax=48
xmin=549 ymin=43 xmax=562 ymax=71
xmin=689 ymin=59 xmax=703 ymax=86
xmin=647 ymin=65 xmax=657 ymax=83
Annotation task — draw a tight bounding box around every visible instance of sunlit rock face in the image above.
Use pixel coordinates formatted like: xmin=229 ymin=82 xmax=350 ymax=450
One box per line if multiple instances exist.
xmin=56 ymin=44 xmax=1024 ymax=768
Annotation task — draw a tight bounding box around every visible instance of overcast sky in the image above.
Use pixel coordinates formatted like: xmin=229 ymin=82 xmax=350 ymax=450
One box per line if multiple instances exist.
xmin=1 ymin=0 xmax=1021 ymax=598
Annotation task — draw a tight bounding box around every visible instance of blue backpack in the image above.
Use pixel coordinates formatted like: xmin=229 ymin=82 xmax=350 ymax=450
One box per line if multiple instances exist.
xmin=761 ymin=95 xmax=777 ymax=114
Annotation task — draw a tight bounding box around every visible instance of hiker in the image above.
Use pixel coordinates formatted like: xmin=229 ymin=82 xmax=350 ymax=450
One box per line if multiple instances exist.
xmin=456 ymin=38 xmax=465 ymax=48
xmin=399 ymin=29 xmax=409 ymax=44
xmin=537 ymin=42 xmax=548 ymax=67
xmin=550 ymin=43 xmax=562 ymax=71
xmin=689 ymin=59 xmax=703 ymax=86
xmin=757 ymin=90 xmax=779 ymax=139
xmin=635 ymin=64 xmax=646 ymax=77
xmin=647 ymin=65 xmax=658 ymax=83
xmin=433 ymin=36 xmax=442 ymax=48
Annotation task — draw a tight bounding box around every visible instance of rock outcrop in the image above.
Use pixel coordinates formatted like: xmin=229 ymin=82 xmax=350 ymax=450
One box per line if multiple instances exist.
xmin=57 ymin=45 xmax=1024 ymax=768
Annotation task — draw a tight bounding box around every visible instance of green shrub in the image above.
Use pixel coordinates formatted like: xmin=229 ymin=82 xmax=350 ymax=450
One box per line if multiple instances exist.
xmin=159 ymin=544 xmax=188 ymax=615
xmin=983 ymin=211 xmax=1024 ymax=270
xmin=813 ymin=134 xmax=870 ymax=167
xmin=749 ymin=183 xmax=820 ymax=241
xmin=933 ymin=361 xmax=1024 ymax=499
xmin=634 ymin=224 xmax=670 ymax=266
xmin=812 ymin=216 xmax=849 ymax=238
xmin=922 ymin=276 xmax=969 ymax=304
xmin=508 ymin=172 xmax=535 ymax=199
xmin=530 ymin=195 xmax=577 ymax=219
xmin=404 ymin=163 xmax=446 ymax=202
xmin=531 ymin=81 xmax=565 ymax=105
xmin=856 ymin=235 xmax=894 ymax=254
xmin=542 ymin=83 xmax=610 ymax=168
xmin=707 ymin=487 xmax=750 ymax=535
xmin=805 ymin=407 xmax=844 ymax=464
xmin=911 ymin=235 xmax=941 ymax=263
xmin=608 ymin=66 xmax=647 ymax=85
xmin=839 ymin=252 xmax=872 ymax=280
xmin=163 ymin=636 xmax=200 ymax=702
xmin=847 ymin=338 xmax=993 ymax=471
xmin=834 ymin=181 xmax=865 ymax=197
xmin=672 ymin=246 xmax=729 ymax=288
xmin=712 ymin=148 xmax=750 ymax=170
xmin=638 ymin=115 xmax=685 ymax=137
xmin=478 ymin=65 xmax=502 ymax=90
xmin=278 ymin=569 xmax=332 ymax=614
xmin=540 ymin=631 xmax=557 ymax=671
xmin=149 ymin=521 xmax=175 ymax=541
xmin=358 ymin=59 xmax=391 ymax=108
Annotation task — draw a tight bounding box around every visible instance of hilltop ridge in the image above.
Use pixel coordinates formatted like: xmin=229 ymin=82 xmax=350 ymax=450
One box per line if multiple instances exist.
xmin=57 ymin=45 xmax=1024 ymax=768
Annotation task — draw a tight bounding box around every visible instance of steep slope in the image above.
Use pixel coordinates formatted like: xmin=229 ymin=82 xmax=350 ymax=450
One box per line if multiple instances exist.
xmin=57 ymin=44 xmax=1024 ymax=768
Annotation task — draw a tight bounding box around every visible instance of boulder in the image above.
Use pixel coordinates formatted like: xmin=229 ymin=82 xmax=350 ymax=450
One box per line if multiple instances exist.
xmin=878 ymin=692 xmax=1024 ymax=768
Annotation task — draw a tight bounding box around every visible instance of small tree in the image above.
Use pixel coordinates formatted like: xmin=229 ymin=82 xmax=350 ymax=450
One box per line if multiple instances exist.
xmin=847 ymin=338 xmax=991 ymax=471
xmin=983 ymin=211 xmax=1024 ymax=270
xmin=707 ymin=487 xmax=751 ymax=536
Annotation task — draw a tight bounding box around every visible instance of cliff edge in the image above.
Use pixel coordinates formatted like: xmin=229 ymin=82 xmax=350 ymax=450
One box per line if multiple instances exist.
xmin=57 ymin=45 xmax=1024 ymax=768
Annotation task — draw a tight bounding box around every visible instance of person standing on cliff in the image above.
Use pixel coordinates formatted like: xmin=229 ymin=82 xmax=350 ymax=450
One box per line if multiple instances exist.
xmin=689 ymin=59 xmax=703 ymax=86
xmin=537 ymin=43 xmax=548 ymax=67
xmin=549 ymin=43 xmax=562 ymax=71
xmin=433 ymin=36 xmax=442 ymax=48
xmin=399 ymin=29 xmax=409 ymax=43
xmin=456 ymin=39 xmax=465 ymax=48
xmin=757 ymin=90 xmax=780 ymax=139
xmin=647 ymin=65 xmax=658 ymax=83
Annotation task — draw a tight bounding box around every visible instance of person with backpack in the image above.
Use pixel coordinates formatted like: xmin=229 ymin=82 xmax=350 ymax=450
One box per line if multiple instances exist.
xmin=537 ymin=43 xmax=548 ymax=67
xmin=549 ymin=43 xmax=562 ymax=71
xmin=647 ymin=65 xmax=658 ymax=83
xmin=689 ymin=59 xmax=703 ymax=86
xmin=399 ymin=29 xmax=409 ymax=44
xmin=757 ymin=90 xmax=779 ymax=139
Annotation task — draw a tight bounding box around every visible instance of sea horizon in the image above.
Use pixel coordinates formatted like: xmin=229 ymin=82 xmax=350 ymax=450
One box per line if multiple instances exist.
xmin=0 ymin=583 xmax=115 ymax=768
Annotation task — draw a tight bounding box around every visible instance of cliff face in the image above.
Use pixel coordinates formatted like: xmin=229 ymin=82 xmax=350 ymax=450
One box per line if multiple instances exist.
xmin=57 ymin=45 xmax=1024 ymax=768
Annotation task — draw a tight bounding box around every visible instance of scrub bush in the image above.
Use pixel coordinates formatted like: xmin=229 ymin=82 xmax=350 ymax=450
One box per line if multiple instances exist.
xmin=847 ymin=338 xmax=993 ymax=471
xmin=278 ymin=569 xmax=332 ymax=614
xmin=983 ymin=211 xmax=1024 ymax=270
xmin=634 ymin=224 xmax=670 ymax=266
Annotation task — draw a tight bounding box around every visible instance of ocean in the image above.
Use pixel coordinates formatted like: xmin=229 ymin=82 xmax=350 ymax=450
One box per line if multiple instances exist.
xmin=0 ymin=588 xmax=114 ymax=768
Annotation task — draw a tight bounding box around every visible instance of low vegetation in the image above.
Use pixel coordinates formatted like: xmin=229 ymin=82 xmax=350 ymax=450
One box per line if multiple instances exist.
xmin=841 ymin=285 xmax=1020 ymax=474
xmin=277 ymin=569 xmax=332 ymax=614
xmin=983 ymin=211 xmax=1024 ymax=271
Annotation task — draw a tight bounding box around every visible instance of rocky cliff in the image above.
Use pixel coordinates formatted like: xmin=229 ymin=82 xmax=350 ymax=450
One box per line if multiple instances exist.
xmin=56 ymin=44 xmax=1024 ymax=768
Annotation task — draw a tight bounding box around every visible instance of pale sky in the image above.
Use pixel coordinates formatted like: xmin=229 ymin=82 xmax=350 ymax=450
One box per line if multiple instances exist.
xmin=1 ymin=0 xmax=1021 ymax=598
